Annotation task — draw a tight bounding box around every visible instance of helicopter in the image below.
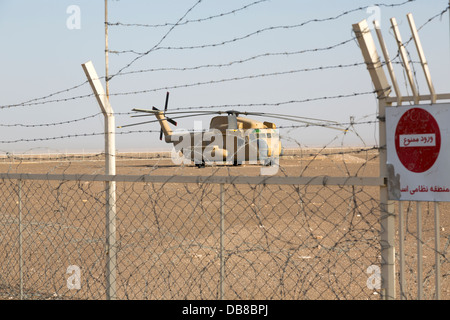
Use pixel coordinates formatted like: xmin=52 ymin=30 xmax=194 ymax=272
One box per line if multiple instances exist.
xmin=118 ymin=92 xmax=347 ymax=168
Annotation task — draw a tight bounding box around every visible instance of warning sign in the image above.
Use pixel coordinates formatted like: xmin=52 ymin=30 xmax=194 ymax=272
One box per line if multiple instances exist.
xmin=386 ymin=104 xmax=450 ymax=202
xmin=394 ymin=108 xmax=441 ymax=173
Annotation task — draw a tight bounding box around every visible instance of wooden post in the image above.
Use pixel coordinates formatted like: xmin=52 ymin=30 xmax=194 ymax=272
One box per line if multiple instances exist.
xmin=82 ymin=60 xmax=117 ymax=300
xmin=353 ymin=19 xmax=396 ymax=300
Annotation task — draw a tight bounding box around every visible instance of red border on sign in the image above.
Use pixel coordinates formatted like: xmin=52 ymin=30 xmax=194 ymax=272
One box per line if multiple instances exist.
xmin=395 ymin=108 xmax=441 ymax=173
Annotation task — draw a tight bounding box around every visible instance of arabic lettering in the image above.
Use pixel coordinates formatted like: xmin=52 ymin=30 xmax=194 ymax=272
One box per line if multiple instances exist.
xmin=403 ymin=137 xmax=418 ymax=147
xmin=399 ymin=133 xmax=436 ymax=147
xmin=401 ymin=185 xmax=450 ymax=195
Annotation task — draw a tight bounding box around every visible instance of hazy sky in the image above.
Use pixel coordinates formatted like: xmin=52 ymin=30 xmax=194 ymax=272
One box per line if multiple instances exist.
xmin=0 ymin=0 xmax=449 ymax=154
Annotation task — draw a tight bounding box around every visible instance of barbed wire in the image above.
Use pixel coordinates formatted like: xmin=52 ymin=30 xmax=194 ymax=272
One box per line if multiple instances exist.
xmin=113 ymin=38 xmax=356 ymax=76
xmin=0 ymin=58 xmax=367 ymax=110
xmin=0 ymin=0 xmax=441 ymax=149
xmin=108 ymin=0 xmax=418 ymax=79
xmin=172 ymin=90 xmax=379 ymax=111
xmin=0 ymin=144 xmax=382 ymax=163
xmin=277 ymin=119 xmax=379 ymax=130
xmin=0 ymin=115 xmax=378 ymax=145
xmin=0 ymin=1 xmax=437 ymax=112
xmin=0 ymin=80 xmax=91 ymax=110
xmin=107 ymin=0 xmax=270 ymax=28
xmin=110 ymin=62 xmax=367 ymax=97
xmin=0 ymin=92 xmax=94 ymax=110
xmin=0 ymin=112 xmax=134 ymax=129
xmin=108 ymin=0 xmax=418 ymax=57
xmin=377 ymin=5 xmax=450 ymax=66
xmin=1 ymin=1 xmax=448 ymax=302
xmin=109 ymin=0 xmax=204 ymax=81
xmin=0 ymin=113 xmax=102 ymax=128
xmin=0 ymin=129 xmax=159 ymax=144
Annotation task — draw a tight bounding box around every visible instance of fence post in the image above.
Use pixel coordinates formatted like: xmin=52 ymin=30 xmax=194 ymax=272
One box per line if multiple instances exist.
xmin=18 ymin=179 xmax=23 ymax=300
xmin=378 ymin=98 xmax=396 ymax=300
xmin=219 ymin=183 xmax=225 ymax=300
xmin=417 ymin=202 xmax=423 ymax=299
xmin=352 ymin=20 xmax=396 ymax=300
xmin=434 ymin=202 xmax=441 ymax=300
xmin=82 ymin=61 xmax=117 ymax=300
xmin=398 ymin=201 xmax=406 ymax=300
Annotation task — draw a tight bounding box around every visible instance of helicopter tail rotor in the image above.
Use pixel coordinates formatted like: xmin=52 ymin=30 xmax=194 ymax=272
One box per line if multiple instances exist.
xmin=153 ymin=92 xmax=177 ymax=140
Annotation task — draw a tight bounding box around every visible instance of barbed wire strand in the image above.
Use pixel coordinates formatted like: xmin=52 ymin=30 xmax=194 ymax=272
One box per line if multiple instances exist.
xmin=107 ymin=0 xmax=270 ymax=28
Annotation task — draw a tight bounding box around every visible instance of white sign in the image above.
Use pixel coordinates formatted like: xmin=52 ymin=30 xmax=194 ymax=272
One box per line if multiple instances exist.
xmin=399 ymin=134 xmax=436 ymax=147
xmin=386 ymin=104 xmax=450 ymax=202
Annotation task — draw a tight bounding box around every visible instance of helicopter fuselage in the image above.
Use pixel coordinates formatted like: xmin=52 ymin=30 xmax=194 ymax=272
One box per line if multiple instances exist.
xmin=164 ymin=115 xmax=283 ymax=166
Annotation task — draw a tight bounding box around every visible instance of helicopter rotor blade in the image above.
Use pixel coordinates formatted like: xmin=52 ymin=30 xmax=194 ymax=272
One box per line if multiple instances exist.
xmin=131 ymin=109 xmax=219 ymax=116
xmin=160 ymin=92 xmax=169 ymax=140
xmin=117 ymin=112 xmax=216 ymax=129
xmin=261 ymin=114 xmax=347 ymax=131
xmin=239 ymin=111 xmax=341 ymax=125
xmin=237 ymin=112 xmax=347 ymax=131
xmin=132 ymin=109 xmax=340 ymax=124
xmin=128 ymin=109 xmax=347 ymax=131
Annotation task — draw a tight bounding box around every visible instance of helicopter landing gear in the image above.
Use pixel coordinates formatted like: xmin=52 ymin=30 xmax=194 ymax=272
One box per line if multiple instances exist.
xmin=233 ymin=160 xmax=242 ymax=166
xmin=195 ymin=160 xmax=206 ymax=168
xmin=263 ymin=158 xmax=274 ymax=166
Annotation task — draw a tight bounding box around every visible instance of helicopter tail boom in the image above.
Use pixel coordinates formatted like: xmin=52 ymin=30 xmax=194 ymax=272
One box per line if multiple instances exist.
xmin=153 ymin=110 xmax=174 ymax=143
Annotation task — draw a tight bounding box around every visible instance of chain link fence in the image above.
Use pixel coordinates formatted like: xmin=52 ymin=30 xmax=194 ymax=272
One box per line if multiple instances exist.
xmin=0 ymin=148 xmax=448 ymax=300
xmin=0 ymin=171 xmax=386 ymax=300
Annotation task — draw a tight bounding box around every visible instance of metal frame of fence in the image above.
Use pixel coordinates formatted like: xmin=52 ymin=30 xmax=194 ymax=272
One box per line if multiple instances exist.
xmin=353 ymin=14 xmax=448 ymax=300
xmin=0 ymin=170 xmax=447 ymax=299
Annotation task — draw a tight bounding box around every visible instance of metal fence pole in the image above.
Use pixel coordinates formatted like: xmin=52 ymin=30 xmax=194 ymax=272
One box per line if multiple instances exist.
xmin=82 ymin=61 xmax=117 ymax=300
xmin=399 ymin=201 xmax=406 ymax=300
xmin=219 ymin=183 xmax=225 ymax=300
xmin=435 ymin=202 xmax=441 ymax=300
xmin=417 ymin=202 xmax=423 ymax=300
xmin=379 ymin=99 xmax=396 ymax=300
xmin=18 ymin=179 xmax=23 ymax=300
xmin=352 ymin=20 xmax=396 ymax=300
